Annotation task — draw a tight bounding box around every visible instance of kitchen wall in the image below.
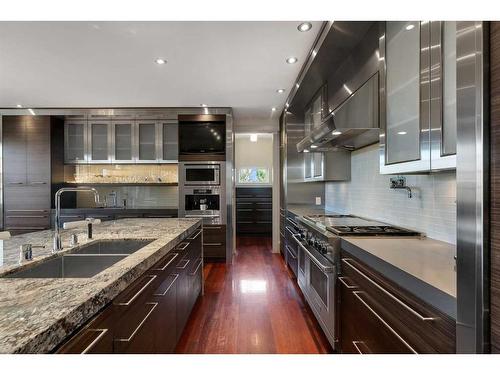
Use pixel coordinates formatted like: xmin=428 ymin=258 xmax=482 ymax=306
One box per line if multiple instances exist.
xmin=235 ymin=133 xmax=273 ymax=185
xmin=325 ymin=144 xmax=456 ymax=244
xmin=77 ymin=186 xmax=179 ymax=208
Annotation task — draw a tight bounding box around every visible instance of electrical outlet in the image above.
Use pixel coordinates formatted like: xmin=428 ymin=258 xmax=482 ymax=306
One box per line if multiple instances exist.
xmin=315 ymin=197 xmax=322 ymax=205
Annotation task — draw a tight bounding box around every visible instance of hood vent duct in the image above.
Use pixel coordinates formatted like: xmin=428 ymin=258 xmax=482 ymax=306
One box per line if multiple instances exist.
xmin=297 ymin=73 xmax=380 ymax=153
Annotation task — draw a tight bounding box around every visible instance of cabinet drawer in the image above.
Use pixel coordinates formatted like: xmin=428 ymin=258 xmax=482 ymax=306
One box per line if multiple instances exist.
xmin=203 ymin=225 xmax=226 ymax=244
xmin=341 ymin=256 xmax=455 ymax=353
xmin=114 ymin=274 xmax=158 ymax=306
xmin=4 ymin=215 xmax=50 ymax=228
xmin=203 ymin=243 xmax=225 ymax=258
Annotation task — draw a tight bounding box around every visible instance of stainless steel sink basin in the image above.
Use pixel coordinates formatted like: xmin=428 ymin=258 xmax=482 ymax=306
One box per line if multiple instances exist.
xmin=3 ymin=239 xmax=154 ymax=279
xmin=70 ymin=239 xmax=154 ymax=255
xmin=3 ymin=254 xmax=127 ymax=278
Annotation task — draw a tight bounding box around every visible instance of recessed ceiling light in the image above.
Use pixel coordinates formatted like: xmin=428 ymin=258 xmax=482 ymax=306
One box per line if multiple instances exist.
xmin=16 ymin=104 xmax=22 ymax=108
xmin=277 ymin=88 xmax=285 ymax=94
xmin=271 ymin=107 xmax=277 ymax=112
xmin=286 ymin=56 xmax=298 ymax=64
xmin=155 ymin=58 xmax=167 ymax=65
xmin=250 ymin=134 xmax=258 ymax=142
xmin=297 ymin=22 xmax=312 ymax=32
xmin=201 ymin=104 xmax=208 ymax=107
xmin=285 ymin=103 xmax=289 ymax=108
xmin=406 ymin=24 xmax=415 ymax=31
xmin=332 ymin=131 xmax=342 ymax=136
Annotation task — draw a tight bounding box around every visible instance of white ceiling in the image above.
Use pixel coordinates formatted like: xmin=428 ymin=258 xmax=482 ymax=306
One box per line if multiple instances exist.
xmin=0 ymin=21 xmax=322 ymax=132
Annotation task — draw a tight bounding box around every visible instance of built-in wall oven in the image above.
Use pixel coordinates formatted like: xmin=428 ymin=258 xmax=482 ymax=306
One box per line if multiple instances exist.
xmin=180 ymin=162 xmax=220 ymax=186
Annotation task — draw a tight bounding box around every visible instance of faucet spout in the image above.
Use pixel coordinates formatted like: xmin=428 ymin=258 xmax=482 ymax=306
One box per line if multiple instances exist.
xmin=53 ymin=187 xmax=101 ymax=252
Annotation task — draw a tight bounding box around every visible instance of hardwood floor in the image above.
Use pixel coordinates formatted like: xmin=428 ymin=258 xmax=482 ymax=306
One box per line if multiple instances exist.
xmin=175 ymin=236 xmax=333 ymax=354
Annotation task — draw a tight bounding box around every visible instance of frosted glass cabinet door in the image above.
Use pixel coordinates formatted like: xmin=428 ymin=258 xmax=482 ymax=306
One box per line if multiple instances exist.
xmin=385 ymin=21 xmax=421 ymax=165
xmin=65 ymin=121 xmax=87 ymax=163
xmin=162 ymin=122 xmax=178 ymax=161
xmin=304 ymin=153 xmax=312 ymax=179
xmin=313 ymin=153 xmax=323 ymax=178
xmin=137 ymin=122 xmax=157 ymax=161
xmin=113 ymin=122 xmax=133 ymax=162
xmin=89 ymin=122 xmax=111 ymax=162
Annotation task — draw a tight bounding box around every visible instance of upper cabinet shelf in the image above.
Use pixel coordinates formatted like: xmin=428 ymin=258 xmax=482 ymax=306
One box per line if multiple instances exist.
xmin=64 ymin=118 xmax=178 ymax=164
xmin=379 ymin=21 xmax=457 ymax=174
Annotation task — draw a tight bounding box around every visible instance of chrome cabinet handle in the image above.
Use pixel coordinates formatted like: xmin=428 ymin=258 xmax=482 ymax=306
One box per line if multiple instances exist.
xmin=115 ymin=275 xmax=157 ymax=306
xmin=29 ymin=181 xmax=47 ymax=185
xmin=7 ymin=209 xmax=48 ymax=213
xmin=189 ymin=259 xmax=203 ymax=276
xmin=114 ymin=302 xmax=158 ymax=343
xmin=204 ymin=242 xmax=223 ymax=246
xmin=352 ymin=341 xmax=369 ymax=354
xmin=342 ymin=258 xmax=437 ymax=321
xmin=286 ymin=245 xmax=297 ymax=260
xmin=176 ymin=242 xmax=189 ymax=251
xmin=352 ymin=291 xmax=417 ymax=354
xmin=204 ymin=226 xmax=222 ymax=230
xmin=6 ymin=215 xmax=48 ymax=218
xmin=338 ymin=276 xmax=358 ymax=289
xmin=285 ymin=227 xmax=299 ymax=237
xmin=176 ymin=259 xmax=190 ymax=269
xmin=81 ymin=329 xmax=109 ymax=354
xmin=293 ymin=235 xmax=334 ymax=273
xmin=153 ymin=274 xmax=179 ymax=296
xmin=187 ymin=229 xmax=201 ymax=240
xmin=237 ymin=209 xmax=252 ymax=212
xmin=152 ymin=253 xmax=178 ymax=271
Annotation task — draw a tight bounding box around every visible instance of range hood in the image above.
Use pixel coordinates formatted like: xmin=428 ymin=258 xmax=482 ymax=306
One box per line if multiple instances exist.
xmin=297 ymin=74 xmax=379 ymax=153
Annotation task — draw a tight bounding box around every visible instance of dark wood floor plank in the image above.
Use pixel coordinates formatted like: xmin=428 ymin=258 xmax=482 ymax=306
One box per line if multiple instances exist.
xmin=175 ymin=236 xmax=333 ymax=354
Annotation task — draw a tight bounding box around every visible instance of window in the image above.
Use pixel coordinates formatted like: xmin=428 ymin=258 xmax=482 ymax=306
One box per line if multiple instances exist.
xmin=238 ymin=167 xmax=270 ymax=184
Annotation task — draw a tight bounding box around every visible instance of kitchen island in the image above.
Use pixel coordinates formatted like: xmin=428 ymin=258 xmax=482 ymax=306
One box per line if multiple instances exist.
xmin=0 ymin=218 xmax=202 ymax=353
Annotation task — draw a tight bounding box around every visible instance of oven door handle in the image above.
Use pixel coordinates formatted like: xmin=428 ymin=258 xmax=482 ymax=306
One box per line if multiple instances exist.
xmin=293 ymin=235 xmax=335 ymax=273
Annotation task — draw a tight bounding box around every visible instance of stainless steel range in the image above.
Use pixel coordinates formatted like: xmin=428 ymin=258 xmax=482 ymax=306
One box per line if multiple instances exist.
xmin=289 ymin=213 xmax=420 ymax=350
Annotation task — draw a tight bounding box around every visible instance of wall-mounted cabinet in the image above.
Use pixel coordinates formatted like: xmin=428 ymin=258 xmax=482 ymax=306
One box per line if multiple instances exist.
xmin=379 ymin=21 xmax=457 ymax=174
xmin=64 ymin=118 xmax=178 ymax=164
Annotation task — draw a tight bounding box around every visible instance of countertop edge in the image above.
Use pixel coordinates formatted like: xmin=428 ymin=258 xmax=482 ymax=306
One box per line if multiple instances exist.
xmin=341 ymin=239 xmax=457 ymax=319
xmin=9 ymin=220 xmax=201 ymax=354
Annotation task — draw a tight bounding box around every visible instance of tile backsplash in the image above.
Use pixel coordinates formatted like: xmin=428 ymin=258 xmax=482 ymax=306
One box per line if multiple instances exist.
xmin=325 ymin=144 xmax=456 ymax=244
xmin=64 ymin=164 xmax=178 ymax=184
xmin=77 ymin=186 xmax=179 ymax=208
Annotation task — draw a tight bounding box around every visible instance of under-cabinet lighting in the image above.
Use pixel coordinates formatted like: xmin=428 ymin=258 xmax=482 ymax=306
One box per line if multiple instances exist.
xmin=303 ymin=149 xmax=310 ymax=153
xmin=201 ymin=104 xmax=208 ymax=107
xmin=332 ymin=131 xmax=342 ymax=136
xmin=250 ymin=134 xmax=258 ymax=142
xmin=28 ymin=108 xmax=36 ymax=115
xmin=310 ymin=145 xmax=318 ymax=149
xmin=397 ymin=131 xmax=407 ymax=135
xmin=406 ymin=24 xmax=415 ymax=31
xmin=343 ymin=84 xmax=353 ymax=95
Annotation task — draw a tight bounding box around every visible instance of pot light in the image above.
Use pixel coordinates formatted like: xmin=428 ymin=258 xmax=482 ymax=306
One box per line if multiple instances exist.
xmin=332 ymin=131 xmax=342 ymax=136
xmin=16 ymin=104 xmax=22 ymax=108
xmin=250 ymin=134 xmax=258 ymax=142
xmin=286 ymin=56 xmax=298 ymax=64
xmin=297 ymin=22 xmax=312 ymax=32
xmin=406 ymin=24 xmax=415 ymax=31
xmin=277 ymin=88 xmax=285 ymax=94
xmin=271 ymin=107 xmax=277 ymax=112
xmin=397 ymin=131 xmax=408 ymax=135
xmin=201 ymin=104 xmax=208 ymax=107
xmin=155 ymin=58 xmax=167 ymax=65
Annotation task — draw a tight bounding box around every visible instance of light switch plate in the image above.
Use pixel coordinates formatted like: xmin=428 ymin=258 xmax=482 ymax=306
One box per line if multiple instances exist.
xmin=315 ymin=197 xmax=322 ymax=205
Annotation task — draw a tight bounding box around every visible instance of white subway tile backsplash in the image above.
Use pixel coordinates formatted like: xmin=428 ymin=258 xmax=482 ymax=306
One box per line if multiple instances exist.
xmin=325 ymin=144 xmax=456 ymax=244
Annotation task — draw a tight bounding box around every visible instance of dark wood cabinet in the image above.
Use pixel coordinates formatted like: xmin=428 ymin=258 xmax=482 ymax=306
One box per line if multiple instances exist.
xmin=3 ymin=116 xmax=51 ymax=234
xmin=339 ymin=252 xmax=456 ymax=354
xmin=203 ymin=224 xmax=226 ymax=261
xmin=55 ymin=224 xmax=202 ymax=354
xmin=236 ymin=187 xmax=272 ymax=236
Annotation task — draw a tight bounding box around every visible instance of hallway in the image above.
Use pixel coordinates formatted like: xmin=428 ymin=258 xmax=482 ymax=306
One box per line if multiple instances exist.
xmin=176 ymin=237 xmax=333 ymax=354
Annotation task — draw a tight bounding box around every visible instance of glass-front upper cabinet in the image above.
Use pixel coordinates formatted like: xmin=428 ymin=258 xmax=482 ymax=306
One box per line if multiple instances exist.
xmin=160 ymin=120 xmax=178 ymax=162
xmin=380 ymin=21 xmax=457 ymax=174
xmin=88 ymin=120 xmax=111 ymax=163
xmin=64 ymin=119 xmax=88 ymax=163
xmin=136 ymin=120 xmax=158 ymax=162
xmin=112 ymin=120 xmax=134 ymax=163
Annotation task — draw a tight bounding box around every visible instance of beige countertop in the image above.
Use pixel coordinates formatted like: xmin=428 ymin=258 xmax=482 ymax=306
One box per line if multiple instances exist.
xmin=0 ymin=218 xmax=201 ymax=353
xmin=341 ymin=236 xmax=456 ymax=317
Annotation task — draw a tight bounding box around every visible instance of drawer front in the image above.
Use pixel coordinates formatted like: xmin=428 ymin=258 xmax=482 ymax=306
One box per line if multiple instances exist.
xmin=203 ymin=243 xmax=225 ymax=258
xmin=236 ymin=187 xmax=272 ymax=198
xmin=203 ymin=225 xmax=226 ymax=244
xmin=4 ymin=214 xmax=50 ymax=229
xmin=341 ymin=255 xmax=455 ymax=353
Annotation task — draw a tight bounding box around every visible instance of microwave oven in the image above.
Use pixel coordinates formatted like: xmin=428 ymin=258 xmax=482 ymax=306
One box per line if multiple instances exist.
xmin=180 ymin=162 xmax=220 ymax=186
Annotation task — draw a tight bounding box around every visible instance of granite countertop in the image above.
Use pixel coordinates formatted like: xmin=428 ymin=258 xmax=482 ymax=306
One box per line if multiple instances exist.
xmin=0 ymin=218 xmax=201 ymax=353
xmin=341 ymin=237 xmax=456 ymax=318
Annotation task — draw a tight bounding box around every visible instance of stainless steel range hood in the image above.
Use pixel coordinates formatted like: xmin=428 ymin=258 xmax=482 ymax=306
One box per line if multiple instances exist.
xmin=297 ymin=74 xmax=379 ymax=153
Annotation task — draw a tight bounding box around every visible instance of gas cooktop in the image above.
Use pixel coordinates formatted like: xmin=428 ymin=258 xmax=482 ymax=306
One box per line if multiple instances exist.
xmin=303 ymin=214 xmax=420 ymax=237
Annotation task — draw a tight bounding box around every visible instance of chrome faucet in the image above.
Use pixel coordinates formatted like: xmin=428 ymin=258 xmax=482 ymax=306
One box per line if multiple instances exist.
xmin=53 ymin=187 xmax=101 ymax=252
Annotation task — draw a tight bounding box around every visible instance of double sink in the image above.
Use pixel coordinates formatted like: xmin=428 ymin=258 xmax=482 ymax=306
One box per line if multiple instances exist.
xmin=3 ymin=239 xmax=154 ymax=279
